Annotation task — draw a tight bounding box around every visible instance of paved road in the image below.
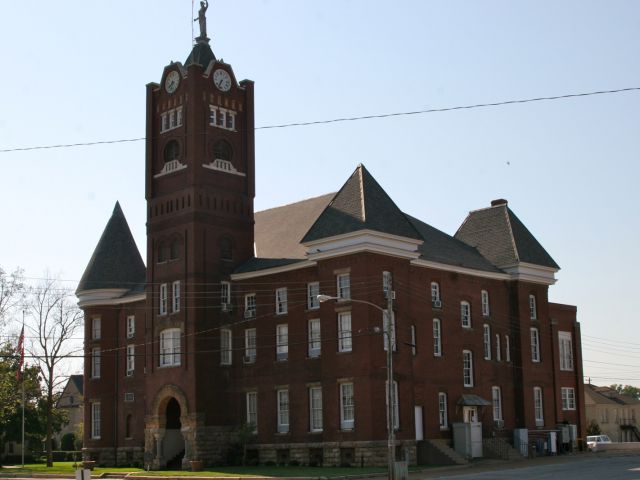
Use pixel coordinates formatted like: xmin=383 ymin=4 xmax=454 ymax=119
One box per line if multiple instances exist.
xmin=414 ymin=454 xmax=640 ymax=480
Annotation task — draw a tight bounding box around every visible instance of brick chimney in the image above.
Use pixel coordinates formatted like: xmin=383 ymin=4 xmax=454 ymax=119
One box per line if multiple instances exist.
xmin=491 ymin=199 xmax=508 ymax=207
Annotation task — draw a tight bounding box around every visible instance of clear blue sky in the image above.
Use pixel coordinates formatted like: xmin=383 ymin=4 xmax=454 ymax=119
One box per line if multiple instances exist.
xmin=1 ymin=1 xmax=638 ymax=386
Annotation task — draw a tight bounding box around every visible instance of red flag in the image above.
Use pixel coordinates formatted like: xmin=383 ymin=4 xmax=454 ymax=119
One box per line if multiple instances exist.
xmin=16 ymin=326 xmax=24 ymax=380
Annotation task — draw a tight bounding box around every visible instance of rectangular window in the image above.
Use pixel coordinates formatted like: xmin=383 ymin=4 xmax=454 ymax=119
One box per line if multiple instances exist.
xmin=496 ymin=334 xmax=501 ymax=361
xmin=529 ymin=294 xmax=537 ymax=320
xmin=161 ymin=113 xmax=169 ymax=132
xmin=309 ymin=386 xmax=323 ymax=432
xmin=276 ymin=287 xmax=288 ymax=315
xmin=126 ymin=315 xmax=135 ymax=339
xmin=244 ymin=294 xmax=256 ymax=319
xmin=307 ymin=282 xmax=320 ymax=309
xmin=124 ymin=392 xmax=134 ymax=402
xmin=559 ymin=331 xmax=574 ymax=371
xmin=276 ymin=324 xmax=288 ymax=361
xmin=277 ymin=389 xmax=289 ymax=433
xmin=220 ymin=329 xmax=232 ymax=365
xmin=561 ymin=387 xmax=576 ymax=410
xmin=383 ymin=310 xmax=396 ymax=351
xmin=91 ymin=402 xmax=101 ymax=439
xmin=481 ymin=290 xmax=490 ymax=317
xmin=463 ymin=350 xmax=473 ymax=387
xmin=244 ymin=328 xmax=256 ymax=363
xmin=226 ymin=112 xmax=235 ymax=130
xmin=176 ymin=106 xmax=183 ymax=126
xmin=246 ymin=391 xmax=257 ymax=432
xmin=159 ymin=283 xmax=168 ymax=315
xmin=505 ymin=335 xmax=511 ymax=362
xmin=410 ymin=325 xmax=416 ymax=356
xmin=92 ymin=317 xmax=101 ymax=340
xmin=337 ymin=273 xmax=351 ymax=300
xmin=386 ymin=380 xmax=400 ymax=430
xmin=308 ymin=318 xmax=321 ymax=357
xmin=438 ymin=392 xmax=448 ymax=429
xmin=534 ymin=387 xmax=544 ymax=426
xmin=383 ymin=270 xmax=393 ymax=298
xmin=530 ymin=327 xmax=540 ymax=362
xmin=433 ymin=319 xmax=442 ymax=357
xmin=483 ymin=324 xmax=491 ymax=360
xmin=218 ymin=109 xmax=226 ymax=127
xmin=172 ymin=280 xmax=180 ymax=313
xmin=340 ymin=383 xmax=355 ymax=430
xmin=159 ymin=328 xmax=181 ymax=366
xmin=431 ymin=282 xmax=440 ymax=303
xmin=492 ymin=386 xmax=503 ymax=421
xmin=221 ymin=281 xmax=231 ymax=309
xmin=91 ymin=347 xmax=101 ymax=379
xmin=338 ymin=312 xmax=352 ymax=352
xmin=169 ymin=110 xmax=176 ymax=128
xmin=460 ymin=301 xmax=471 ymax=328
xmin=126 ymin=344 xmax=135 ymax=376
xmin=209 ymin=106 xmax=217 ymax=125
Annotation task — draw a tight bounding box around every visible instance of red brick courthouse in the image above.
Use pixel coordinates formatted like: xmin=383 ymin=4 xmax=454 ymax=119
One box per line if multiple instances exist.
xmin=76 ymin=15 xmax=585 ymax=469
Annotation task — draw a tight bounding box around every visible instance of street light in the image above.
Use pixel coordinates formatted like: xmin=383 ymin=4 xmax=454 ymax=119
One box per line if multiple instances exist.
xmin=317 ymin=293 xmax=396 ymax=480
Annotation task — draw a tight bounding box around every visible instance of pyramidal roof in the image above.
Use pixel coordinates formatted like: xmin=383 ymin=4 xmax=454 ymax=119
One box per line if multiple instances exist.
xmin=454 ymin=200 xmax=559 ymax=270
xmin=185 ymin=40 xmax=216 ymax=67
xmin=301 ymin=164 xmax=421 ymax=243
xmin=76 ymin=202 xmax=146 ymax=294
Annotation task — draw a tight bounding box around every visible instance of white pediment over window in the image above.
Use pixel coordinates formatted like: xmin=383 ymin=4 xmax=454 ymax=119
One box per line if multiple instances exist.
xmin=203 ymin=158 xmax=246 ymax=177
xmin=154 ymin=159 xmax=187 ymax=178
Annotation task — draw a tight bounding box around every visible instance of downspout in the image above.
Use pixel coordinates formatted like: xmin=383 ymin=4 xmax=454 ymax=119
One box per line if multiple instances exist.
xmin=114 ymin=309 xmax=120 ymax=466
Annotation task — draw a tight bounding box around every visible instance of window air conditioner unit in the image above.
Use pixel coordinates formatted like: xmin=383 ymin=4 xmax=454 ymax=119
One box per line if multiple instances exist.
xmin=124 ymin=392 xmax=135 ymax=402
xmin=244 ymin=309 xmax=256 ymax=319
xmin=494 ymin=419 xmax=504 ymax=429
xmin=221 ymin=302 xmax=232 ymax=312
xmin=383 ymin=290 xmax=396 ymax=300
xmin=276 ymin=352 xmax=288 ymax=361
xmin=432 ymin=300 xmax=442 ymax=309
xmin=243 ymin=355 xmax=255 ymax=364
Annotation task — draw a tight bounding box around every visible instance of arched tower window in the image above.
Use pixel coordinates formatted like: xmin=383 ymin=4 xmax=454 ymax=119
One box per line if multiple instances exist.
xmin=169 ymin=237 xmax=181 ymax=260
xmin=125 ymin=414 xmax=133 ymax=438
xmin=213 ymin=140 xmax=232 ymax=161
xmin=220 ymin=237 xmax=233 ymax=260
xmin=158 ymin=240 xmax=170 ymax=263
xmin=164 ymin=140 xmax=181 ymax=162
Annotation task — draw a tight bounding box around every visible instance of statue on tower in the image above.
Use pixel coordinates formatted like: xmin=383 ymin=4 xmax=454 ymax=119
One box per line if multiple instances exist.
xmin=195 ymin=1 xmax=209 ymax=40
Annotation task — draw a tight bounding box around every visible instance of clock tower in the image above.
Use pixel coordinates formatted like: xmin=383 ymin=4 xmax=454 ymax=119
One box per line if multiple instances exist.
xmin=144 ymin=6 xmax=255 ymax=466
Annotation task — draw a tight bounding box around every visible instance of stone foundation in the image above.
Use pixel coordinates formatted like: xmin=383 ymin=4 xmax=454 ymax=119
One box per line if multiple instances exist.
xmin=82 ymin=446 xmax=144 ymax=467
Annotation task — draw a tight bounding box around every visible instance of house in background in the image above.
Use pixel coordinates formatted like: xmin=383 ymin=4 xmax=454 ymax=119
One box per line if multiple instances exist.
xmin=584 ymin=384 xmax=640 ymax=442
xmin=55 ymin=375 xmax=84 ymax=450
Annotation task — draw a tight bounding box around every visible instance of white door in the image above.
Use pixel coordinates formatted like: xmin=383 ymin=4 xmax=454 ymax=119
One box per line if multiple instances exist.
xmin=463 ymin=406 xmax=478 ymax=423
xmin=414 ymin=406 xmax=424 ymax=440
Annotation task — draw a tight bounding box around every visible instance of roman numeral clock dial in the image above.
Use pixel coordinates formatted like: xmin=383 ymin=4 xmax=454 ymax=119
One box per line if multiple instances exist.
xmin=213 ymin=69 xmax=231 ymax=91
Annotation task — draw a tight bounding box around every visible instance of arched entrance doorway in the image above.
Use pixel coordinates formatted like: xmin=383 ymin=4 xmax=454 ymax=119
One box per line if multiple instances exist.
xmin=163 ymin=398 xmax=185 ymax=469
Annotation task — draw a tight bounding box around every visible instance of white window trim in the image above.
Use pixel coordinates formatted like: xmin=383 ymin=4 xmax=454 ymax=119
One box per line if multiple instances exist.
xmin=438 ymin=392 xmax=448 ymax=429
xmin=530 ymin=327 xmax=540 ymax=363
xmin=92 ymin=317 xmax=101 ymax=340
xmin=126 ymin=315 xmax=135 ymax=339
xmin=244 ymin=293 xmax=256 ymax=318
xmin=338 ymin=312 xmax=352 ymax=352
xmin=307 ymin=282 xmax=320 ymax=310
xmin=172 ymin=280 xmax=180 ymax=313
xmin=481 ymin=290 xmax=490 ymax=317
xmin=529 ymin=294 xmax=537 ymax=320
xmin=431 ymin=282 xmax=440 ymax=302
xmin=463 ymin=350 xmax=474 ymax=387
xmin=159 ymin=328 xmax=181 ymax=367
xmin=126 ymin=344 xmax=135 ymax=376
xmin=483 ymin=324 xmax=491 ymax=360
xmin=492 ymin=386 xmax=503 ymax=421
xmin=308 ymin=318 xmax=321 ymax=358
xmin=460 ymin=301 xmax=471 ymax=328
xmin=534 ymin=386 xmax=544 ymax=426
xmin=340 ymin=382 xmax=355 ymax=430
xmin=91 ymin=402 xmax=101 ymax=439
xmin=433 ymin=318 xmax=442 ymax=357
xmin=277 ymin=389 xmax=289 ymax=433
xmin=276 ymin=287 xmax=288 ymax=315
xmin=91 ymin=347 xmax=101 ymax=379
xmin=309 ymin=386 xmax=323 ymax=432
xmin=561 ymin=387 xmax=576 ymax=410
xmin=559 ymin=331 xmax=574 ymax=371
xmin=221 ymin=281 xmax=231 ymax=307
xmin=496 ymin=334 xmax=501 ymax=362
xmin=220 ymin=329 xmax=232 ymax=365
xmin=244 ymin=328 xmax=256 ymax=363
xmin=337 ymin=273 xmax=351 ymax=300
xmin=246 ymin=391 xmax=258 ymax=433
xmin=505 ymin=335 xmax=511 ymax=362
xmin=276 ymin=324 xmax=288 ymax=361
xmin=159 ymin=283 xmax=168 ymax=315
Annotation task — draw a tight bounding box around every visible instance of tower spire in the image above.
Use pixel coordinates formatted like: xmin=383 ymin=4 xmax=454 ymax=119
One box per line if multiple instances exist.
xmin=194 ymin=1 xmax=210 ymax=44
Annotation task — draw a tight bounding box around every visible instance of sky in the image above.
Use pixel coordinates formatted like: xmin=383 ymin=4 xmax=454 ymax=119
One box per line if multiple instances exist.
xmin=1 ymin=1 xmax=639 ymax=386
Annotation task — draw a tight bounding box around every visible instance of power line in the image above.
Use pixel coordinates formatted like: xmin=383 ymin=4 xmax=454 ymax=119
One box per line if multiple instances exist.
xmin=1 ymin=86 xmax=638 ymax=154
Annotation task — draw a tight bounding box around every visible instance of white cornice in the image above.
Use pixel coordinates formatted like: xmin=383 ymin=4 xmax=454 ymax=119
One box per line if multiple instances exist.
xmin=500 ymin=262 xmax=558 ymax=285
xmin=304 ymin=229 xmax=422 ymax=256
xmin=411 ymin=259 xmax=511 ymax=281
xmin=308 ymin=242 xmax=421 ymax=261
xmin=230 ymin=260 xmax=317 ymax=281
xmin=77 ymin=289 xmax=146 ymax=308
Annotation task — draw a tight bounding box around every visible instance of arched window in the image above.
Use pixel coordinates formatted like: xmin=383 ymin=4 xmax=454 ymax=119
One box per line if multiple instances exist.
xmin=164 ymin=140 xmax=180 ymax=162
xmin=169 ymin=238 xmax=180 ymax=260
xmin=125 ymin=414 xmax=133 ymax=438
xmin=213 ymin=139 xmax=232 ymax=161
xmin=157 ymin=241 xmax=170 ymax=263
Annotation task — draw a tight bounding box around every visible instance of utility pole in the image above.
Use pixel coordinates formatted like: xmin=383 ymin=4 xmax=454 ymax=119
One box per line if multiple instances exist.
xmin=386 ymin=276 xmax=395 ymax=480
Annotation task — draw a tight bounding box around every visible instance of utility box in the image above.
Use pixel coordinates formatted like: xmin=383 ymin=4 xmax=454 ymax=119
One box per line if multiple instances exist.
xmin=453 ymin=422 xmax=483 ymax=458
xmin=393 ymin=461 xmax=409 ymax=480
xmin=513 ymin=428 xmax=528 ymax=458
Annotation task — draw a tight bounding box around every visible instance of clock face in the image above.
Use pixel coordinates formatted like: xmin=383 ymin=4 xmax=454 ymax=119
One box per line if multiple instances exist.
xmin=165 ymin=71 xmax=180 ymax=94
xmin=213 ymin=69 xmax=232 ymax=92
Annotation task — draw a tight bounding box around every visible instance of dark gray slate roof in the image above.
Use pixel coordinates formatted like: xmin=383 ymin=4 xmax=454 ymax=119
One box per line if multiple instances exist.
xmin=302 ymin=164 xmax=422 ymax=243
xmin=76 ymin=202 xmax=146 ymax=293
xmin=406 ymin=215 xmax=503 ymax=273
xmin=70 ymin=374 xmax=83 ymax=395
xmin=185 ymin=41 xmax=216 ymax=67
xmin=454 ymin=201 xmax=559 ymax=270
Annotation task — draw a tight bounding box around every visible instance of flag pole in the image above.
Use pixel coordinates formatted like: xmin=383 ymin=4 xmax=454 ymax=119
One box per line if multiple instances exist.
xmin=21 ymin=310 xmax=25 ymax=468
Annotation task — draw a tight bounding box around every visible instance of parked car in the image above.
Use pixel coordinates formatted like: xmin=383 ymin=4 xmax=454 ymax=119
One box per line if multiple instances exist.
xmin=587 ymin=434 xmax=612 ymax=451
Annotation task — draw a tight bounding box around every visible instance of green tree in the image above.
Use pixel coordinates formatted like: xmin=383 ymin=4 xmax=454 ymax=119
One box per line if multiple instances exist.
xmin=611 ymin=384 xmax=640 ymax=400
xmin=586 ymin=419 xmax=601 ymax=435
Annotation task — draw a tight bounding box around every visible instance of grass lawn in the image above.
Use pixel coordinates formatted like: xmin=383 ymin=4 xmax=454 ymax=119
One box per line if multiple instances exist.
xmin=1 ymin=462 xmax=388 ymax=477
